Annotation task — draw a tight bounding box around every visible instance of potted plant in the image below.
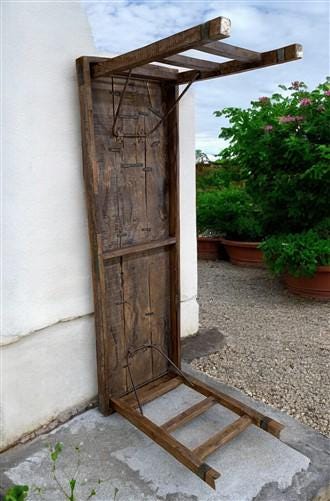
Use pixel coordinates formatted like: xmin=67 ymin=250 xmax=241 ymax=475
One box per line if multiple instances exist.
xmin=260 ymin=227 xmax=330 ymax=299
xmin=196 ymin=190 xmax=222 ymax=260
xmin=197 ymin=187 xmax=265 ymax=266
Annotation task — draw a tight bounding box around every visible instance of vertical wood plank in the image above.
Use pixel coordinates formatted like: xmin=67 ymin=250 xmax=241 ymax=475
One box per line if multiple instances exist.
xmin=145 ymin=80 xmax=169 ymax=242
xmin=122 ymin=252 xmax=153 ymax=389
xmin=76 ymin=57 xmax=111 ymax=414
xmin=104 ymin=258 xmax=127 ymax=396
xmin=164 ymin=82 xmax=181 ymax=367
xmin=148 ymin=248 xmax=171 ymax=376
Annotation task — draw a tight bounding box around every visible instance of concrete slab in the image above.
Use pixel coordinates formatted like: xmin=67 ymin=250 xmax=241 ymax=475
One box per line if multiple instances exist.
xmin=1 ymin=367 xmax=329 ymax=500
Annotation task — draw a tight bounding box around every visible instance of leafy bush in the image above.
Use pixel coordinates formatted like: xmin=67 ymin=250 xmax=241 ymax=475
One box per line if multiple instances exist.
xmin=197 ymin=187 xmax=264 ymax=241
xmin=196 ymin=162 xmax=243 ymax=192
xmin=215 ymin=80 xmax=330 ymax=235
xmin=260 ymin=229 xmax=330 ymax=277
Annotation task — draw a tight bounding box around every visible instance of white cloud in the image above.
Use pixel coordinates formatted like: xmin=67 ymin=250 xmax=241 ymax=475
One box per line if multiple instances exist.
xmin=82 ymin=0 xmax=330 ymax=155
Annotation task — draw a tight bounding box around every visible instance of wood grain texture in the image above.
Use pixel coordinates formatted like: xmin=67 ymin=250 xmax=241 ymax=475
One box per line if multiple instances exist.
xmin=162 ymin=397 xmax=216 ymax=432
xmin=164 ymin=83 xmax=181 ymax=368
xmin=122 ymin=373 xmax=182 ymax=408
xmin=159 ymin=54 xmax=222 ymax=71
xmin=93 ymin=17 xmax=230 ymax=77
xmin=76 ymin=57 xmax=111 ymax=414
xmin=193 ymin=415 xmax=252 ymax=460
xmin=197 ymin=41 xmax=261 ymax=62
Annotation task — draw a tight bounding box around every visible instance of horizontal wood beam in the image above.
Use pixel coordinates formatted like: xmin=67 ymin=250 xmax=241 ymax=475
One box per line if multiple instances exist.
xmin=121 ymin=374 xmax=182 ymax=408
xmin=197 ymin=41 xmax=261 ymax=62
xmin=103 ymin=237 xmax=177 ymax=261
xmin=182 ymin=372 xmax=284 ymax=437
xmin=111 ymin=397 xmax=221 ymax=489
xmin=162 ymin=397 xmax=216 ymax=432
xmin=93 ymin=17 xmax=231 ymax=78
xmin=158 ymin=54 xmax=222 ymax=71
xmin=177 ymin=43 xmax=303 ymax=84
xmin=193 ymin=415 xmax=252 ymax=460
xmin=86 ymin=58 xmax=178 ymax=82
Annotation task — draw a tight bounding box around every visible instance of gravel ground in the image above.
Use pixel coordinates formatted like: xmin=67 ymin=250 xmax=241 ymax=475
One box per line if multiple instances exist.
xmin=192 ymin=260 xmax=330 ymax=436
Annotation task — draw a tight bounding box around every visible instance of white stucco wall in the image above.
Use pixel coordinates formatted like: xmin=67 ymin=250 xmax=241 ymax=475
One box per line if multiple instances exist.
xmin=1 ymin=2 xmax=198 ymax=451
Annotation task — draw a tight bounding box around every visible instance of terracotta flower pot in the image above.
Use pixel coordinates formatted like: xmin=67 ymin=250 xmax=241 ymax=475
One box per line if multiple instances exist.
xmin=197 ymin=237 xmax=221 ymax=260
xmin=284 ymin=266 xmax=330 ymax=299
xmin=221 ymin=238 xmax=264 ymax=267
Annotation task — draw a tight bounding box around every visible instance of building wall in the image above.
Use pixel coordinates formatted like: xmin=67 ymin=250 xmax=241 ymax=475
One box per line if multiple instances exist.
xmin=1 ymin=2 xmax=198 ymax=451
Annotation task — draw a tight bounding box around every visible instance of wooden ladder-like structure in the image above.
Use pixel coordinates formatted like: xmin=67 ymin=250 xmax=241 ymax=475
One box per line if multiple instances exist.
xmin=76 ymin=16 xmax=302 ymax=490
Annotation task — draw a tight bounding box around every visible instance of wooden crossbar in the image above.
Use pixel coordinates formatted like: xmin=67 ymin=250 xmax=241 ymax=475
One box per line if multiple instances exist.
xmin=158 ymin=54 xmax=222 ymax=71
xmin=193 ymin=415 xmax=252 ymax=460
xmin=103 ymin=237 xmax=176 ymax=261
xmin=197 ymin=41 xmax=262 ymax=62
xmin=92 ymin=17 xmax=231 ymax=78
xmin=177 ymin=43 xmax=303 ymax=84
xmin=162 ymin=397 xmax=216 ymax=432
xmin=121 ymin=374 xmax=182 ymax=408
xmin=182 ymin=373 xmax=284 ymax=437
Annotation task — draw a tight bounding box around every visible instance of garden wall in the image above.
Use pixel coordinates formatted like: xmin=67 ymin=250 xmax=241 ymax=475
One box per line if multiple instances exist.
xmin=2 ymin=2 xmax=198 ymax=451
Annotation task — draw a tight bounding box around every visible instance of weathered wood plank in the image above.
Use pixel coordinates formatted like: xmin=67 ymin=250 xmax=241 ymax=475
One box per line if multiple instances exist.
xmin=90 ymin=58 xmax=179 ymax=82
xmin=148 ymin=249 xmax=171 ymax=376
xmin=197 ymin=41 xmax=261 ymax=62
xmin=103 ymin=237 xmax=176 ymax=260
xmin=159 ymin=54 xmax=222 ymax=71
xmin=122 ymin=252 xmax=153 ymax=390
xmin=145 ymin=80 xmax=169 ymax=242
xmin=162 ymin=397 xmax=216 ymax=432
xmin=93 ymin=17 xmax=231 ymax=77
xmin=182 ymin=373 xmax=284 ymax=437
xmin=111 ymin=397 xmax=221 ymax=489
xmin=76 ymin=57 xmax=111 ymax=414
xmin=114 ymin=77 xmax=148 ymax=247
xmin=104 ymin=258 xmax=127 ymax=396
xmin=164 ymin=83 xmax=181 ymax=368
xmin=193 ymin=415 xmax=252 ymax=460
xmin=122 ymin=374 xmax=182 ymax=408
xmin=177 ymin=43 xmax=303 ymax=84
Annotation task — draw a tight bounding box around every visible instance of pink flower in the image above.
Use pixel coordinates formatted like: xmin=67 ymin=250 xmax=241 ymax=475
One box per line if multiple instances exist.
xmin=279 ymin=115 xmax=304 ymax=124
xmin=279 ymin=115 xmax=295 ymax=123
xmin=263 ymin=125 xmax=273 ymax=132
xmin=299 ymin=98 xmax=312 ymax=106
xmin=324 ymin=90 xmax=330 ymax=96
xmin=259 ymin=96 xmax=269 ymax=104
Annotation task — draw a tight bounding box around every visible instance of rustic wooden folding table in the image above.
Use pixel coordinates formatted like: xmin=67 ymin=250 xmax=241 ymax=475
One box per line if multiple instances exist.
xmin=76 ymin=17 xmax=302 ymax=489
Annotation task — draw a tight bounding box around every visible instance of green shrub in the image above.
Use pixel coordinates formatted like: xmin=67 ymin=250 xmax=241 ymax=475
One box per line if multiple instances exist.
xmin=260 ymin=229 xmax=330 ymax=277
xmin=197 ymin=187 xmax=264 ymax=241
xmin=215 ymin=80 xmax=330 ymax=235
xmin=196 ymin=162 xmax=243 ymax=192
xmin=3 ymin=485 xmax=29 ymax=501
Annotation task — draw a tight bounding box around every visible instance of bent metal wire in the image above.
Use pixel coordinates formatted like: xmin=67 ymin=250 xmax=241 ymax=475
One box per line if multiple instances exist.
xmin=112 ymin=71 xmax=201 ymax=139
xmin=125 ymin=344 xmax=192 ymax=415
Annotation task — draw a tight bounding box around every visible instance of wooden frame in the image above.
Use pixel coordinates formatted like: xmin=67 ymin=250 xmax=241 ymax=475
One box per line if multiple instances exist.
xmin=77 ymin=16 xmax=302 ymax=490
xmin=111 ymin=372 xmax=283 ymax=489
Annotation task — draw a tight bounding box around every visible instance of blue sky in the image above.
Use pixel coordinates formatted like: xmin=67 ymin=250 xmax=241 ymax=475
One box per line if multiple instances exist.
xmin=83 ymin=0 xmax=330 ymax=157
